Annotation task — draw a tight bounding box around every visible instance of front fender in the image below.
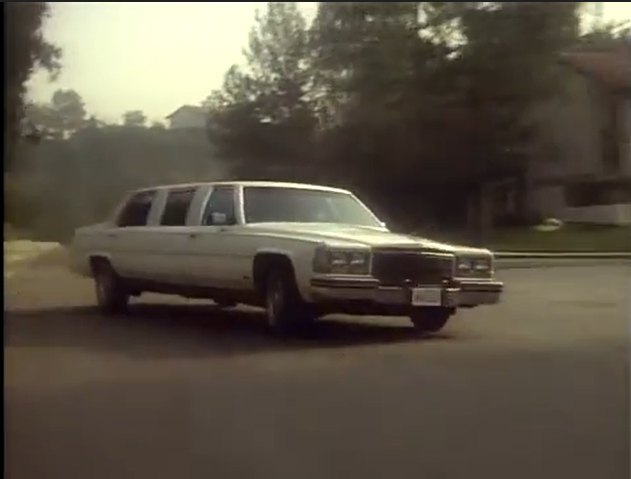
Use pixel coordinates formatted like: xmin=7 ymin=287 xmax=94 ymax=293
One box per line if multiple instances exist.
xmin=254 ymin=246 xmax=316 ymax=302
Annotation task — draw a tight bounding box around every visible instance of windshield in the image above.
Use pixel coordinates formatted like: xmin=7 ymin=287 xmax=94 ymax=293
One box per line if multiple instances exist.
xmin=243 ymin=187 xmax=382 ymax=227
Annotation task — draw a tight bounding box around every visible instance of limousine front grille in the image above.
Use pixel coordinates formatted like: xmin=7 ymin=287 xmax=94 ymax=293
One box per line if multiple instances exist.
xmin=371 ymin=249 xmax=455 ymax=286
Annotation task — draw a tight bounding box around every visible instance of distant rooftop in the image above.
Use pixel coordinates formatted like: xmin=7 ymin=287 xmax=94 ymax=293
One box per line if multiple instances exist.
xmin=560 ymin=38 xmax=631 ymax=90
xmin=165 ymin=105 xmax=206 ymax=119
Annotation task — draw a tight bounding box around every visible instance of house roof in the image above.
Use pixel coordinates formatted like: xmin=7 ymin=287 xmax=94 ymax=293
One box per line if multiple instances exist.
xmin=559 ymin=38 xmax=631 ymax=90
xmin=165 ymin=105 xmax=206 ymax=119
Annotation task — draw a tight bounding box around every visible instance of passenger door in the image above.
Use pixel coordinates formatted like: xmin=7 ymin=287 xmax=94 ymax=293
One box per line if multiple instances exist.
xmin=151 ymin=186 xmax=202 ymax=284
xmin=186 ymin=186 xmax=248 ymax=289
xmin=108 ymin=189 xmax=160 ymax=280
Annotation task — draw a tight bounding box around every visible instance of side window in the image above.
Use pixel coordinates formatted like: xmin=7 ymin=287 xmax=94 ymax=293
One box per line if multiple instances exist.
xmin=160 ymin=188 xmax=196 ymax=226
xmin=202 ymin=187 xmax=236 ymax=225
xmin=117 ymin=190 xmax=156 ymax=227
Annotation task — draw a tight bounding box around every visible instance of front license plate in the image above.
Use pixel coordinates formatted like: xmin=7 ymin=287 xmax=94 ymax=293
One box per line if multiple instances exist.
xmin=411 ymin=287 xmax=442 ymax=306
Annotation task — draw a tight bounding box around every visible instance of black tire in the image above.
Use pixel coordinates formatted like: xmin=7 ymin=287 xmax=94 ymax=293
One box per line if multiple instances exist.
xmin=93 ymin=261 xmax=129 ymax=314
xmin=264 ymin=265 xmax=314 ymax=335
xmin=410 ymin=307 xmax=453 ymax=333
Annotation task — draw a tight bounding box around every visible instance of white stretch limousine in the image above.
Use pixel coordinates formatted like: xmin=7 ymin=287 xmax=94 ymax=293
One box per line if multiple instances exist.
xmin=70 ymin=181 xmax=503 ymax=334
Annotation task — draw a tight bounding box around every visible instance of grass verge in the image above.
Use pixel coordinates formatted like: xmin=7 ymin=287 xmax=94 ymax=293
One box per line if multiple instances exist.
xmin=487 ymin=224 xmax=631 ymax=252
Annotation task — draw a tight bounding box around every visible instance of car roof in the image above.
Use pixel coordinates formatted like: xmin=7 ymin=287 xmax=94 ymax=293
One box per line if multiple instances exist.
xmin=130 ymin=181 xmax=351 ymax=195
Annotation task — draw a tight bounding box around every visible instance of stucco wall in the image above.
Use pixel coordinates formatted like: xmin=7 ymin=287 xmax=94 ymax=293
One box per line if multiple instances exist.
xmin=562 ymin=203 xmax=631 ymax=225
xmin=617 ymin=96 xmax=631 ymax=176
xmin=524 ymin=71 xmax=630 ymax=223
xmin=527 ymin=185 xmax=566 ymax=218
xmin=527 ymin=74 xmax=604 ymax=182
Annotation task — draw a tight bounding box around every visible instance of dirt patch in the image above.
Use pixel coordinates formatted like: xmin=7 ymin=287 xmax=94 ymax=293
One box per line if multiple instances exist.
xmin=4 ymin=242 xmax=68 ymax=279
xmin=25 ymin=247 xmax=70 ymax=267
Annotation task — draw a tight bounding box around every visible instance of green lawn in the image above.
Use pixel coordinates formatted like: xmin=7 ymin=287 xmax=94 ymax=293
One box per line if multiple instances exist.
xmin=487 ymin=224 xmax=631 ymax=252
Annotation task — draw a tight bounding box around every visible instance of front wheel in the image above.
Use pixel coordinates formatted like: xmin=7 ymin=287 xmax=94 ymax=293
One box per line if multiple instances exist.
xmin=265 ymin=267 xmax=314 ymax=335
xmin=93 ymin=261 xmax=129 ymax=314
xmin=410 ymin=307 xmax=454 ymax=333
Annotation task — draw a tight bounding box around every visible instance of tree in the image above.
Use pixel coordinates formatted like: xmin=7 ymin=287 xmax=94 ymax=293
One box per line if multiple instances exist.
xmin=5 ymin=2 xmax=61 ymax=169
xmin=310 ymin=2 xmax=429 ymax=187
xmin=51 ymin=89 xmax=86 ymax=131
xmin=123 ymin=110 xmax=147 ymax=127
xmin=24 ymin=102 xmax=61 ymax=139
xmin=206 ymin=2 xmax=316 ymax=178
xmin=207 ymin=1 xmax=585 ymax=234
xmin=25 ymin=89 xmax=87 ymax=139
xmin=311 ymin=3 xmax=420 ymax=102
xmin=9 ymin=117 xmax=228 ymax=240
xmin=244 ymin=2 xmax=312 ymax=122
xmin=84 ymin=115 xmax=106 ymax=129
xmin=310 ymin=2 xmax=583 ymax=231
xmin=429 ymin=2 xmax=582 ymax=234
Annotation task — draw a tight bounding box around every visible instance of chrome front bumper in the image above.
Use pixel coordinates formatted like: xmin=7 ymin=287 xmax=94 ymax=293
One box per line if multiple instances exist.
xmin=310 ymin=276 xmax=503 ymax=308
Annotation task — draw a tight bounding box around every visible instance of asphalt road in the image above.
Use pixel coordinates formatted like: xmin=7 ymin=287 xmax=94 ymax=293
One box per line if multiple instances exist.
xmin=4 ymin=258 xmax=630 ymax=479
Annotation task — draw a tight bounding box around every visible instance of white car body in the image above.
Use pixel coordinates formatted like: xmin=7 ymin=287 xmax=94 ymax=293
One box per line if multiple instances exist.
xmin=70 ymin=181 xmax=503 ymax=330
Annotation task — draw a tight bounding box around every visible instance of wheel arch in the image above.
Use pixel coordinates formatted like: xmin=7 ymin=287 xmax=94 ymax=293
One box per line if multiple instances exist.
xmin=88 ymin=253 xmax=114 ymax=275
xmin=252 ymin=250 xmax=301 ymax=299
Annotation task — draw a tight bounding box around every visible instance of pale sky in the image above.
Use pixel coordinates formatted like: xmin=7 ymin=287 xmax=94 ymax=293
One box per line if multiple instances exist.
xmin=26 ymin=2 xmax=630 ymax=124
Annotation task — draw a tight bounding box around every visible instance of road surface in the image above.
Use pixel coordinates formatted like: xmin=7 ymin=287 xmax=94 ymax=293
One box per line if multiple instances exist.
xmin=4 ymin=256 xmax=630 ymax=479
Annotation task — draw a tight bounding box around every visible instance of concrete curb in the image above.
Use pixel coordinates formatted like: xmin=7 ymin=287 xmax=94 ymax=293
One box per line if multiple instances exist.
xmin=495 ymin=252 xmax=631 ymax=269
xmin=496 ymin=258 xmax=630 ymax=270
xmin=496 ymin=252 xmax=631 ymax=259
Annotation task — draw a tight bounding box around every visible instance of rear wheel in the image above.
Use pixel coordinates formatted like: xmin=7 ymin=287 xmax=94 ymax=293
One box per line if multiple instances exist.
xmin=410 ymin=307 xmax=453 ymax=333
xmin=264 ymin=266 xmax=314 ymax=336
xmin=93 ymin=260 xmax=129 ymax=314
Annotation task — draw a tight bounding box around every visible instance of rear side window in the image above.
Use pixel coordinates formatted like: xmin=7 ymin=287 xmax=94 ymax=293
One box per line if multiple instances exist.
xmin=117 ymin=190 xmax=156 ymax=227
xmin=161 ymin=188 xmax=196 ymax=226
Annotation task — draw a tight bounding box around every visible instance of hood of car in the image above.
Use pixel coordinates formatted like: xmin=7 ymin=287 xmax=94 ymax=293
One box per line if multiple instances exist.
xmin=244 ymin=223 xmax=492 ymax=256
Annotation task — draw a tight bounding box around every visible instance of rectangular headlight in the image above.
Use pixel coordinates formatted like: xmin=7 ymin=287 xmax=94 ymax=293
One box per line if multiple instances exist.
xmin=348 ymin=251 xmax=370 ymax=274
xmin=473 ymin=258 xmax=491 ymax=271
xmin=313 ymin=247 xmax=370 ymax=275
xmin=456 ymin=256 xmax=492 ymax=276
xmin=457 ymin=258 xmax=472 ymax=272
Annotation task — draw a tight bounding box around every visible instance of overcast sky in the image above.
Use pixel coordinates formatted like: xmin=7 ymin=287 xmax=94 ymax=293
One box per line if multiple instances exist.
xmin=26 ymin=2 xmax=630 ymax=124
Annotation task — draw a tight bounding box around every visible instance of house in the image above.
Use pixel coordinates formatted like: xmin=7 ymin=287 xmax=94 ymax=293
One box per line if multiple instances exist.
xmin=524 ymin=37 xmax=631 ymax=225
xmin=165 ymin=105 xmax=207 ymax=130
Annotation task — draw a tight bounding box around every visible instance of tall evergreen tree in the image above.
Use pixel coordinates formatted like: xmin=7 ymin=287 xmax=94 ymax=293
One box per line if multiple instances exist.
xmin=207 ymin=2 xmax=315 ymax=178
